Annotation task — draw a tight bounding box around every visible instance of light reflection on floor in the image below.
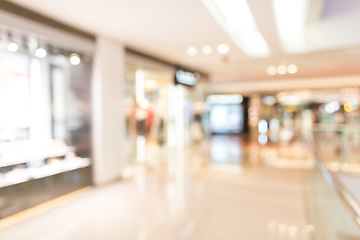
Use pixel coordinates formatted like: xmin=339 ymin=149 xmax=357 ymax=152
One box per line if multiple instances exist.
xmin=210 ymin=135 xmax=242 ymax=164
xmin=210 ymin=135 xmax=315 ymax=170
xmin=0 ymin=136 xmax=316 ymax=240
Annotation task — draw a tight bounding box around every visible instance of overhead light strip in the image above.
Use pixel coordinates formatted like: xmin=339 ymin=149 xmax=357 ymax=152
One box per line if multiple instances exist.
xmin=202 ymin=0 xmax=271 ymax=58
xmin=272 ymin=0 xmax=309 ymax=53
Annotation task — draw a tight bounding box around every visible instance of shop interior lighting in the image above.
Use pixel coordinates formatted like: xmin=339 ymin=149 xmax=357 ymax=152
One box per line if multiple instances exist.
xmin=262 ymin=96 xmax=276 ymax=105
xmin=35 ymin=48 xmax=47 ymax=58
xmin=69 ymin=53 xmax=81 ymax=65
xmin=258 ymin=119 xmax=268 ymax=134
xmin=269 ymin=118 xmax=280 ymax=132
xmin=217 ymin=44 xmax=229 ymax=54
xmin=187 ymin=47 xmax=197 ymax=56
xmin=140 ymin=99 xmax=150 ymax=109
xmin=202 ymin=46 xmax=212 ymax=55
xmin=351 ymin=101 xmax=359 ymax=109
xmin=258 ymin=119 xmax=268 ymax=145
xmin=325 ymin=101 xmax=340 ymax=114
xmin=273 ymin=0 xmax=308 ymax=51
xmin=7 ymin=42 xmax=18 ymax=52
xmin=144 ymin=79 xmax=158 ymax=89
xmin=202 ymin=0 xmax=271 ymax=58
xmin=344 ymin=103 xmax=353 ymax=112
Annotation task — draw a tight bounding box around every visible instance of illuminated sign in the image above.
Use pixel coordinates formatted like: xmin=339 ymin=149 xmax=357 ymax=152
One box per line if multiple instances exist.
xmin=206 ymin=94 xmax=243 ymax=104
xmin=176 ymin=70 xmax=199 ymax=86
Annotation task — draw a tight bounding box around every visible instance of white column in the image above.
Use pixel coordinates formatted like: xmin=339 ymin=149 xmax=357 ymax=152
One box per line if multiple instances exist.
xmin=30 ymin=57 xmax=52 ymax=143
xmin=92 ymin=36 xmax=125 ymax=186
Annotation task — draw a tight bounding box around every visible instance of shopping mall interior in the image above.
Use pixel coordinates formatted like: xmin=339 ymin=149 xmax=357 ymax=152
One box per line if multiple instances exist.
xmin=0 ymin=0 xmax=360 ymax=239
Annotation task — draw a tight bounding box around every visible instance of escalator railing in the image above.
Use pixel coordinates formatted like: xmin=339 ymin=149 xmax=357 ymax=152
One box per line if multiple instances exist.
xmin=302 ymin=126 xmax=360 ymax=239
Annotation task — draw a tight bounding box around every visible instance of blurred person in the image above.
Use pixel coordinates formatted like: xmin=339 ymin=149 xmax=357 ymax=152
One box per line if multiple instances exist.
xmin=190 ymin=114 xmax=203 ymax=144
xmin=156 ymin=117 xmax=165 ymax=145
xmin=145 ymin=104 xmax=155 ymax=136
xmin=191 ymin=101 xmax=204 ymax=144
xmin=312 ymin=108 xmax=320 ymax=125
xmin=130 ymin=103 xmax=148 ymax=137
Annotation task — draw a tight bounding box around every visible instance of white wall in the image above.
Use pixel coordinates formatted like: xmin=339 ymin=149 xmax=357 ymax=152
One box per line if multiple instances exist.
xmin=92 ymin=36 xmax=125 ymax=186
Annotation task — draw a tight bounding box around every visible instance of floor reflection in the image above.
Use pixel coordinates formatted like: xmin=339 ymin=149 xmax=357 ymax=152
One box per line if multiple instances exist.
xmin=209 ymin=135 xmax=243 ymax=173
xmin=210 ymin=135 xmax=242 ymax=163
xmin=0 ymin=135 xmax=322 ymax=240
xmin=210 ymin=135 xmax=315 ymax=170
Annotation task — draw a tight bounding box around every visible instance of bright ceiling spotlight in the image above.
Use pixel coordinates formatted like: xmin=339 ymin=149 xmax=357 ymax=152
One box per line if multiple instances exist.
xmin=202 ymin=45 xmax=212 ymax=55
xmin=277 ymin=65 xmax=287 ymax=74
xmin=287 ymin=64 xmax=298 ymax=74
xmin=187 ymin=47 xmax=197 ymax=56
xmin=70 ymin=53 xmax=81 ymax=65
xmin=217 ymin=44 xmax=229 ymax=54
xmin=35 ymin=48 xmax=47 ymax=58
xmin=267 ymin=66 xmax=277 ymax=75
xmin=7 ymin=42 xmax=18 ymax=52
xmin=202 ymin=0 xmax=271 ymax=58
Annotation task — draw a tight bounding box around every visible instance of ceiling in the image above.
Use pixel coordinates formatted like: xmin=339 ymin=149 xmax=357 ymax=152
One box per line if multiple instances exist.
xmin=9 ymin=0 xmax=360 ymax=83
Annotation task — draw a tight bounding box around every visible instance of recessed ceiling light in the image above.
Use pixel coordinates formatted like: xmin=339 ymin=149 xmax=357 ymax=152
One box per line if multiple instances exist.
xmin=267 ymin=66 xmax=277 ymax=75
xmin=70 ymin=53 xmax=81 ymax=65
xmin=187 ymin=47 xmax=197 ymax=56
xmin=202 ymin=46 xmax=212 ymax=55
xmin=217 ymin=44 xmax=229 ymax=54
xmin=288 ymin=64 xmax=298 ymax=74
xmin=277 ymin=65 xmax=287 ymax=74
xmin=35 ymin=48 xmax=47 ymax=58
xmin=7 ymin=42 xmax=18 ymax=52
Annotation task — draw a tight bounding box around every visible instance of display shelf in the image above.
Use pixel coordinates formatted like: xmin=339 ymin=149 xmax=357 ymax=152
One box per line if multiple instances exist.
xmin=0 ymin=166 xmax=92 ymax=219
xmin=0 ymin=146 xmax=75 ymax=168
xmin=0 ymin=157 xmax=90 ymax=188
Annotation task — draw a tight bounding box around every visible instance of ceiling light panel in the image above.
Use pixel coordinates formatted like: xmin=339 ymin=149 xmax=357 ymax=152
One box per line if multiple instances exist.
xmin=273 ymin=0 xmax=309 ymax=53
xmin=202 ymin=0 xmax=271 ymax=58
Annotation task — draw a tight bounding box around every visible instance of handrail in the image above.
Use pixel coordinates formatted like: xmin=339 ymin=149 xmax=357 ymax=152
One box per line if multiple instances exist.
xmin=304 ymin=137 xmax=360 ymax=229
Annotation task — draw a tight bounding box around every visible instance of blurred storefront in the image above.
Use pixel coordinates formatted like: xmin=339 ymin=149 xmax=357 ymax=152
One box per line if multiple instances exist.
xmin=248 ymin=88 xmax=360 ymax=146
xmin=0 ymin=10 xmax=94 ymax=218
xmin=123 ymin=51 xmax=208 ymax=168
xmin=205 ymin=94 xmax=246 ymax=134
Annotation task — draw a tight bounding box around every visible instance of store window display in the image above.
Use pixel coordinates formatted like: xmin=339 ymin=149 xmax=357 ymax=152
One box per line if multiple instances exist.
xmin=253 ymin=88 xmax=360 ymax=145
xmin=123 ymin=62 xmax=208 ymax=168
xmin=124 ymin=65 xmax=173 ymax=165
xmin=173 ymin=69 xmax=208 ymax=145
xmin=0 ymin=49 xmax=31 ymax=139
xmin=0 ymin=29 xmax=92 ymax=218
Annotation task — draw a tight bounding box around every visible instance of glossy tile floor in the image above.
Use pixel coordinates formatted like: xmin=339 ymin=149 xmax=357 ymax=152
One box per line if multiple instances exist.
xmin=0 ymin=136 xmax=314 ymax=240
